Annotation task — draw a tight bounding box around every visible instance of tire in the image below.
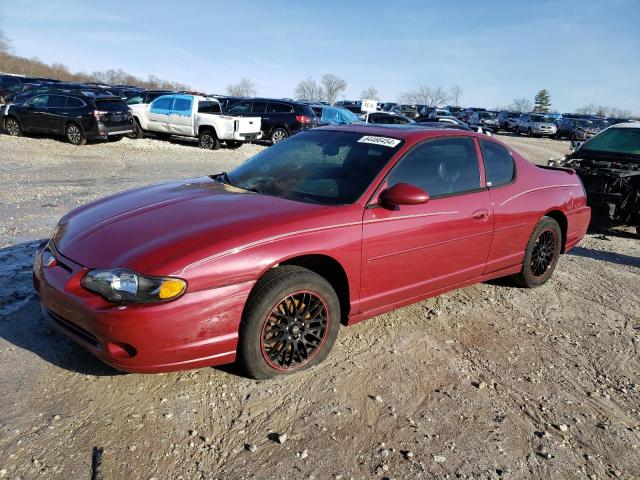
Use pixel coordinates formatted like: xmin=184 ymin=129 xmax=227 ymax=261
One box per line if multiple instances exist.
xmin=237 ymin=265 xmax=341 ymax=379
xmin=270 ymin=128 xmax=288 ymax=144
xmin=66 ymin=123 xmax=86 ymax=146
xmin=513 ymin=217 xmax=562 ymax=288
xmin=198 ymin=129 xmax=220 ymax=150
xmin=126 ymin=118 xmax=144 ymax=139
xmin=5 ymin=117 xmax=22 ymax=137
xmin=226 ymin=140 xmax=243 ymax=149
xmin=155 ymin=132 xmax=172 ymax=141
xmin=109 ymin=135 xmax=123 ymax=142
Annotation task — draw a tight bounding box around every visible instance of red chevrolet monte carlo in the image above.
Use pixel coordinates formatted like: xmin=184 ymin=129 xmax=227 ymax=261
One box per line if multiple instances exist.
xmin=34 ymin=126 xmax=590 ymax=378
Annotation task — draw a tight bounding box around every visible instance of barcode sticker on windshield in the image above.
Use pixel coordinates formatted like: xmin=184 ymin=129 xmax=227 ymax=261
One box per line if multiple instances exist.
xmin=358 ymin=135 xmax=401 ymax=148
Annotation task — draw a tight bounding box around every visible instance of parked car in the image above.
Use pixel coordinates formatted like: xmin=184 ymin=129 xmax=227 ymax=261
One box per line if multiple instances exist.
xmin=497 ymin=111 xmax=521 ymax=131
xmin=427 ymin=108 xmax=452 ymax=119
xmin=2 ymin=92 xmax=134 ymax=145
xmin=549 ymin=122 xmax=639 ymax=234
xmin=394 ymin=104 xmax=418 ymax=118
xmin=34 ymin=125 xmax=590 ymax=377
xmin=0 ymin=74 xmax=29 ymax=104
xmin=415 ymin=121 xmax=474 ymax=132
xmin=366 ymin=112 xmax=415 ymax=124
xmin=126 ymin=89 xmax=177 ymax=106
xmin=516 ymin=113 xmax=557 ymax=137
xmin=555 ymin=117 xmax=600 ymax=140
xmin=224 ymin=98 xmax=318 ymax=144
xmin=310 ymin=105 xmax=362 ymax=126
xmin=381 ymin=102 xmax=398 ymax=112
xmin=470 ymin=111 xmax=499 ymax=131
xmin=128 ymin=94 xmax=261 ymax=148
xmin=446 ymin=106 xmax=465 ymax=117
xmin=460 ymin=107 xmax=487 ymax=122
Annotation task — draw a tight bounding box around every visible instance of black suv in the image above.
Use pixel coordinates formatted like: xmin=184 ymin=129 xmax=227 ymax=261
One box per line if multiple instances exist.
xmin=224 ymin=98 xmax=319 ymax=144
xmin=2 ymin=92 xmax=134 ymax=145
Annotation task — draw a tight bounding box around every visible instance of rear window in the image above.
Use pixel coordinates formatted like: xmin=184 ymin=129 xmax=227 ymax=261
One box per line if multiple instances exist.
xmin=198 ymin=101 xmax=221 ymax=114
xmin=95 ymin=100 xmax=127 ymax=111
xmin=480 ymin=140 xmax=515 ymax=187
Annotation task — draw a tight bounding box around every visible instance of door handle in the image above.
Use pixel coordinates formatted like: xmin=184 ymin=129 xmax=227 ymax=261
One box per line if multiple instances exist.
xmin=472 ymin=209 xmax=489 ymax=220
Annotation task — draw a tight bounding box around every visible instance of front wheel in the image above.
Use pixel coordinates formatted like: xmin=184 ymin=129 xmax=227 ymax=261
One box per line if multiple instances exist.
xmin=5 ymin=117 xmax=22 ymax=136
xmin=237 ymin=266 xmax=341 ymax=379
xmin=198 ymin=129 xmax=220 ymax=150
xmin=66 ymin=123 xmax=86 ymax=146
xmin=513 ymin=216 xmax=562 ymax=288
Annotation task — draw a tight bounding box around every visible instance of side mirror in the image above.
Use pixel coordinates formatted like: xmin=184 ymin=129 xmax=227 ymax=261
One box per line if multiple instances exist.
xmin=381 ymin=183 xmax=430 ymax=206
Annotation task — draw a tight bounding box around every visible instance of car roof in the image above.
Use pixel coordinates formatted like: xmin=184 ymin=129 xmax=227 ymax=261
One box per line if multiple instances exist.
xmin=316 ymin=124 xmax=485 ymax=141
xmin=611 ymin=121 xmax=640 ymax=129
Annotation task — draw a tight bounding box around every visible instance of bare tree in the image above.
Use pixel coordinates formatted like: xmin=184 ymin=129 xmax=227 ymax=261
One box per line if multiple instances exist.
xmin=511 ymin=97 xmax=533 ymax=113
xmin=449 ymin=85 xmax=462 ymax=106
xmin=226 ymin=78 xmax=257 ymax=97
xmin=360 ymin=86 xmax=379 ymax=101
xmin=575 ymin=103 xmax=597 ymax=115
xmin=0 ymin=29 xmax=11 ymax=54
xmin=398 ymin=85 xmax=450 ymax=107
xmin=321 ymin=74 xmax=347 ymax=105
xmin=294 ymin=78 xmax=324 ymax=101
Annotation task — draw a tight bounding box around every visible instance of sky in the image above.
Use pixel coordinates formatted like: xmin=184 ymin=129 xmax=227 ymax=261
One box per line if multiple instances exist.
xmin=1 ymin=0 xmax=639 ymax=113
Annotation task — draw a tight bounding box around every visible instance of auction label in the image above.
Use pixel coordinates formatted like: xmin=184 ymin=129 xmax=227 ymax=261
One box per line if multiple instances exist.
xmin=357 ymin=135 xmax=401 ymax=148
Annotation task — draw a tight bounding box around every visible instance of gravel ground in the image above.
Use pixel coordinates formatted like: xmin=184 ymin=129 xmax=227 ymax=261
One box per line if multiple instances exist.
xmin=0 ymin=131 xmax=638 ymax=480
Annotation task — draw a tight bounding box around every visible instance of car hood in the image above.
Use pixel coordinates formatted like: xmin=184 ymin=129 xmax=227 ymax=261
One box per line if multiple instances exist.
xmin=54 ymin=177 xmax=334 ymax=275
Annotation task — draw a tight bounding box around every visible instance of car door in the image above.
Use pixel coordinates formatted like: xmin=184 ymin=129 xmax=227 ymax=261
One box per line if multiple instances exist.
xmin=44 ymin=94 xmax=68 ymax=133
xmin=169 ymin=96 xmax=193 ymax=135
xmin=20 ymin=95 xmax=49 ymax=131
xmin=148 ymin=95 xmax=174 ymax=132
xmin=360 ymin=136 xmax=493 ymax=312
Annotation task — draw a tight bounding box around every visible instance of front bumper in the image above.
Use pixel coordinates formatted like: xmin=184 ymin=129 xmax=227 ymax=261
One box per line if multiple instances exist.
xmin=34 ymin=243 xmax=253 ymax=373
xmin=533 ymin=127 xmax=557 ymax=135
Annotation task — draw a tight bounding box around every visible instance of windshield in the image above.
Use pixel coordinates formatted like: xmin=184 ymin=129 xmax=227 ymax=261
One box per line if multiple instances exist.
xmin=576 ymin=119 xmax=593 ymax=127
xmin=531 ymin=115 xmax=550 ymax=123
xmin=227 ymin=130 xmax=403 ymax=205
xmin=580 ymin=127 xmax=640 ymax=156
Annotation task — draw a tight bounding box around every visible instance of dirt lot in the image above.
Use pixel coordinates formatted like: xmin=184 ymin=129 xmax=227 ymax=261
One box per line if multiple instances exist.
xmin=0 ymin=131 xmax=638 ymax=480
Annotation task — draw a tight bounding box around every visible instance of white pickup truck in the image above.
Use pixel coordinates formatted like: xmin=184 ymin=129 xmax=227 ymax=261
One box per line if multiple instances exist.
xmin=128 ymin=94 xmax=261 ymax=149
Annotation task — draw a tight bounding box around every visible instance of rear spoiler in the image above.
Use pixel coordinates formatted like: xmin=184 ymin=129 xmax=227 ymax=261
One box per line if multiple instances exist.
xmin=538 ymin=164 xmax=575 ymax=174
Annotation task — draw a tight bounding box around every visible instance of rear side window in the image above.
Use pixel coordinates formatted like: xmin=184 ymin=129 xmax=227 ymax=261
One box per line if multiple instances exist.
xmin=268 ymin=102 xmax=294 ymax=113
xmin=151 ymin=97 xmax=174 ymax=110
xmin=46 ymin=95 xmax=67 ymax=108
xmin=388 ymin=137 xmax=481 ymax=198
xmin=252 ymin=101 xmax=267 ymax=113
xmin=95 ymin=100 xmax=127 ymax=111
xmin=480 ymin=140 xmax=515 ymax=187
xmin=66 ymin=97 xmax=85 ymax=108
xmin=198 ymin=101 xmax=221 ymax=114
xmin=173 ymin=98 xmax=192 ymax=113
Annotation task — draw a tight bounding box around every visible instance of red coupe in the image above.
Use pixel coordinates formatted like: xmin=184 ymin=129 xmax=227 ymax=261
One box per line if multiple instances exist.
xmin=34 ymin=126 xmax=590 ymax=378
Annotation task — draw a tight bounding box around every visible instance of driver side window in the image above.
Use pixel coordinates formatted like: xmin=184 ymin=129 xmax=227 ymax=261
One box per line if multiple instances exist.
xmin=26 ymin=95 xmax=49 ymax=108
xmin=387 ymin=137 xmax=481 ymax=198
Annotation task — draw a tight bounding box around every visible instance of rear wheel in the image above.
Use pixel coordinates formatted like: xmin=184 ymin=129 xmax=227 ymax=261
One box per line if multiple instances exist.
xmin=270 ymin=128 xmax=288 ymax=144
xmin=237 ymin=266 xmax=340 ymax=379
xmin=513 ymin=216 xmax=562 ymax=288
xmin=66 ymin=123 xmax=86 ymax=146
xmin=226 ymin=140 xmax=243 ymax=149
xmin=198 ymin=129 xmax=220 ymax=150
xmin=5 ymin=117 xmax=22 ymax=136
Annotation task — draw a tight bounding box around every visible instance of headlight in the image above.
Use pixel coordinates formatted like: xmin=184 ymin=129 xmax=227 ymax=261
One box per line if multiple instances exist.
xmin=81 ymin=268 xmax=187 ymax=304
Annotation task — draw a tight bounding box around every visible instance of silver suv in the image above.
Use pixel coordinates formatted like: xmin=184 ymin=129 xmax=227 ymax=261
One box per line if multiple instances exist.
xmin=516 ymin=113 xmax=557 ymax=137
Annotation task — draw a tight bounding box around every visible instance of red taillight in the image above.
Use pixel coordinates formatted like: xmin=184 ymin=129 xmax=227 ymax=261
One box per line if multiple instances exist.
xmin=93 ymin=110 xmax=108 ymax=120
xmin=296 ymin=115 xmax=312 ymax=124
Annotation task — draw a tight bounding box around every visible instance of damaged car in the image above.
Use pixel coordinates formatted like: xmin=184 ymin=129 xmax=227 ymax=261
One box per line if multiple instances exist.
xmin=549 ymin=122 xmax=640 ymax=235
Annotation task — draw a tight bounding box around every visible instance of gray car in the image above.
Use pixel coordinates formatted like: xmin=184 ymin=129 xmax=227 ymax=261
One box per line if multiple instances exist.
xmin=470 ymin=111 xmax=499 ymax=131
xmin=516 ymin=113 xmax=557 ymax=137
